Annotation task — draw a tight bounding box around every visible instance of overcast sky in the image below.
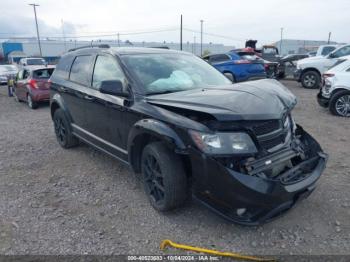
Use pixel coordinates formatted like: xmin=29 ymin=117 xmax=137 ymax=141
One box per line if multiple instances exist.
xmin=1 ymin=0 xmax=349 ymax=47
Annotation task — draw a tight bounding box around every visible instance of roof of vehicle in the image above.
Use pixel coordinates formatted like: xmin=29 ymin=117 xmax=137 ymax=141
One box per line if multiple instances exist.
xmin=69 ymin=46 xmax=188 ymax=56
xmin=22 ymin=65 xmax=55 ymax=71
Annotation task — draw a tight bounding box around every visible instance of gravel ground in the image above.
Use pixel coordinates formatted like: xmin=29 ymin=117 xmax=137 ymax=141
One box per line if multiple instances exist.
xmin=0 ymin=81 xmax=349 ymax=257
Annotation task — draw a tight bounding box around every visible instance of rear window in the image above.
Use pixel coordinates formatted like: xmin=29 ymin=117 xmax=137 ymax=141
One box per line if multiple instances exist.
xmin=26 ymin=59 xmax=45 ymax=65
xmin=33 ymin=68 xmax=55 ymax=79
xmin=69 ymin=55 xmax=93 ymax=86
xmin=52 ymin=55 xmax=74 ymax=80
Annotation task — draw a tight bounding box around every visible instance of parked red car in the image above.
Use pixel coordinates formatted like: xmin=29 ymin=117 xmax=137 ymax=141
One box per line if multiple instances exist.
xmin=13 ymin=66 xmax=55 ymax=109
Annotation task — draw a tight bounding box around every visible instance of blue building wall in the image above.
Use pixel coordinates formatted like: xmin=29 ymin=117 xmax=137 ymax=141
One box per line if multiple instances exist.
xmin=2 ymin=42 xmax=23 ymax=58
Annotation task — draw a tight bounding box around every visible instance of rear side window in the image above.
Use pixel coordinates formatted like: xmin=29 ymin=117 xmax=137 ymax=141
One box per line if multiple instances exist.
xmin=52 ymin=55 xmax=74 ymax=80
xmin=33 ymin=68 xmax=55 ymax=79
xmin=69 ymin=55 xmax=93 ymax=86
xmin=210 ymin=54 xmax=230 ymax=63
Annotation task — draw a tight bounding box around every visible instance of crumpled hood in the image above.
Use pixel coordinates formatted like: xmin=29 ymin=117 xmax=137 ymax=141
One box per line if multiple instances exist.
xmin=146 ymin=79 xmax=297 ymax=121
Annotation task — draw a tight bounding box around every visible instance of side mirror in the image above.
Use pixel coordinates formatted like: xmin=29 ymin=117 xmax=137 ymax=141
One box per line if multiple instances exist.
xmin=328 ymin=53 xmax=337 ymax=58
xmin=99 ymin=80 xmax=129 ymax=97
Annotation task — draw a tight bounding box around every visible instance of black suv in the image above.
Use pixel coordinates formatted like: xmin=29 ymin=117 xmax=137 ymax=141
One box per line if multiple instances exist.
xmin=50 ymin=45 xmax=327 ymax=225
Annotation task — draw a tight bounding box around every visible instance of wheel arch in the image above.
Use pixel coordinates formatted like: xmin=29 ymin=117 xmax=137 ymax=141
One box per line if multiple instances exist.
xmin=50 ymin=93 xmax=73 ymax=123
xmin=127 ymin=119 xmax=188 ymax=174
xmin=301 ymin=67 xmax=321 ymax=77
xmin=330 ymin=87 xmax=350 ymax=97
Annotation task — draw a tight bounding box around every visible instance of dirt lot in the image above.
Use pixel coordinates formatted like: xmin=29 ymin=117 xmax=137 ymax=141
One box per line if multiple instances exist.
xmin=0 ymin=81 xmax=349 ymax=257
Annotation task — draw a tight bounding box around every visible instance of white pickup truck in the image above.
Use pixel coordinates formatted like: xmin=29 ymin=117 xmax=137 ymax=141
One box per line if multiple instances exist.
xmin=294 ymin=44 xmax=350 ymax=88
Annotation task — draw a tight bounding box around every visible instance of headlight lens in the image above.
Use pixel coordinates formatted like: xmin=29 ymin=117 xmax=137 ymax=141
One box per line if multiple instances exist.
xmin=189 ymin=130 xmax=257 ymax=154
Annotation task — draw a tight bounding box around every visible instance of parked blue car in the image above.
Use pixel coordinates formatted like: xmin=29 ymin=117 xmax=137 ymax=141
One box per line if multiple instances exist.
xmin=202 ymin=51 xmax=266 ymax=82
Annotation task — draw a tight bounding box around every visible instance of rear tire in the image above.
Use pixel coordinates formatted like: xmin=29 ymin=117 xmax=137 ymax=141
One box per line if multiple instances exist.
xmin=329 ymin=90 xmax=350 ymax=117
xmin=53 ymin=108 xmax=79 ymax=148
xmin=141 ymin=142 xmax=188 ymax=211
xmin=301 ymin=71 xmax=320 ymax=89
xmin=27 ymin=94 xmax=38 ymax=109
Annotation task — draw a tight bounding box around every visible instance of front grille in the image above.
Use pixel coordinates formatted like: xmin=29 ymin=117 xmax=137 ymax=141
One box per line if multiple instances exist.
xmin=259 ymin=133 xmax=286 ymax=150
xmin=251 ymin=120 xmax=281 ymax=136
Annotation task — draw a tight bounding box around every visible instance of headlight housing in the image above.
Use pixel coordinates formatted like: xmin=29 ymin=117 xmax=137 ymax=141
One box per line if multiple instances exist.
xmin=189 ymin=130 xmax=257 ymax=155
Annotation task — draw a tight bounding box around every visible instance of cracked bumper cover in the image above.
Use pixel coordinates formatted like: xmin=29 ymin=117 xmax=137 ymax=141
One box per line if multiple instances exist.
xmin=189 ymin=128 xmax=327 ymax=225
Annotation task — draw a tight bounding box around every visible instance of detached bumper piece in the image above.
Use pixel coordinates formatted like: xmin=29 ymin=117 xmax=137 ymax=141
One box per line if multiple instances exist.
xmin=317 ymin=91 xmax=330 ymax=108
xmin=191 ymin=126 xmax=327 ymax=225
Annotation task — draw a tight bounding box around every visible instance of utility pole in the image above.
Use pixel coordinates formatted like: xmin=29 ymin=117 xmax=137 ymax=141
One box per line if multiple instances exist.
xmin=193 ymin=36 xmax=196 ymax=55
xmin=279 ymin=27 xmax=283 ymax=56
xmin=61 ymin=19 xmax=67 ymax=52
xmin=328 ymin=32 xmax=332 ymax=44
xmin=180 ymin=15 xmax=183 ymax=51
xmin=200 ymin=20 xmax=204 ymax=56
xmin=29 ymin=3 xmax=42 ymax=57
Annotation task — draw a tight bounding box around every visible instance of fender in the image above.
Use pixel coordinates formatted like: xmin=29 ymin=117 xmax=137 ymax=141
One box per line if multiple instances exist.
xmin=127 ymin=119 xmax=188 ymax=172
xmin=50 ymin=92 xmax=73 ymax=123
xmin=127 ymin=119 xmax=187 ymax=152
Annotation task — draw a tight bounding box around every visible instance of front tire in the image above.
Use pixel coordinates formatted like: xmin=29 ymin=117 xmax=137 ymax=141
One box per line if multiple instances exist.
xmin=141 ymin=142 xmax=188 ymax=211
xmin=53 ymin=108 xmax=79 ymax=148
xmin=301 ymin=71 xmax=320 ymax=89
xmin=329 ymin=90 xmax=350 ymax=117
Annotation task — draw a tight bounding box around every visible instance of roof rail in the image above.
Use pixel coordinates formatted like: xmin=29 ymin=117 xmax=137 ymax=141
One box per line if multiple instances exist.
xmin=68 ymin=44 xmax=110 ymax=52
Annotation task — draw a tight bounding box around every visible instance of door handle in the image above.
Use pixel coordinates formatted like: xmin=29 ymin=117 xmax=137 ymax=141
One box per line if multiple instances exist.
xmin=84 ymin=95 xmax=95 ymax=101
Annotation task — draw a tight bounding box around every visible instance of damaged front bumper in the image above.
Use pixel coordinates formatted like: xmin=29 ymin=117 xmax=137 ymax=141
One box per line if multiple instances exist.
xmin=189 ymin=126 xmax=327 ymax=225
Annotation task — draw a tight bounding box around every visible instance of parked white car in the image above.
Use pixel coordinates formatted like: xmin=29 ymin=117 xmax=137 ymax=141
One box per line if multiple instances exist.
xmin=317 ymin=55 xmax=350 ymax=117
xmin=294 ymin=44 xmax=350 ymax=89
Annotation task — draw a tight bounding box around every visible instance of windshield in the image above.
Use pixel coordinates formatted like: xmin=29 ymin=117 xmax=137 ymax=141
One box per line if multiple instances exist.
xmin=121 ymin=53 xmax=231 ymax=95
xmin=27 ymin=59 xmax=45 ymax=65
xmin=263 ymin=47 xmax=278 ymax=55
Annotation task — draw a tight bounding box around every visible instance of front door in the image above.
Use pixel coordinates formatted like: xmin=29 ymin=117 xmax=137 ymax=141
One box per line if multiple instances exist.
xmin=83 ymin=54 xmax=128 ymax=161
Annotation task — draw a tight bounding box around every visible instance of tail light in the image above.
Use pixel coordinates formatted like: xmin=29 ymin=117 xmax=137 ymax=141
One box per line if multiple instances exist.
xmin=47 ymin=79 xmax=52 ymax=89
xmin=322 ymin=73 xmax=334 ymax=78
xmin=233 ymin=59 xmax=251 ymax=64
xmin=28 ymin=79 xmax=38 ymax=89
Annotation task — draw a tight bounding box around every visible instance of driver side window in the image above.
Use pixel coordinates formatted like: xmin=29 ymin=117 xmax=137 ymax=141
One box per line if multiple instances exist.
xmin=92 ymin=55 xmax=125 ymax=89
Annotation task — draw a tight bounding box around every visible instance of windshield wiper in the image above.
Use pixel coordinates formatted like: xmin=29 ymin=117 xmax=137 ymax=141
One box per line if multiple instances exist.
xmin=146 ymin=90 xmax=183 ymax=96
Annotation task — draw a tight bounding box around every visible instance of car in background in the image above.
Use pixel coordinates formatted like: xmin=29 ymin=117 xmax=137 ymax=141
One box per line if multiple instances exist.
xmin=317 ymin=56 xmax=350 ymax=117
xmin=233 ymin=48 xmax=279 ymax=79
xmin=280 ymin=54 xmax=309 ymax=78
xmin=315 ymin=45 xmax=338 ymax=57
xmin=13 ymin=66 xmax=55 ymax=109
xmin=294 ymin=44 xmax=350 ymax=89
xmin=202 ymin=51 xmax=266 ymax=82
xmin=19 ymin=57 xmax=47 ymax=67
xmin=0 ymin=64 xmax=18 ymax=85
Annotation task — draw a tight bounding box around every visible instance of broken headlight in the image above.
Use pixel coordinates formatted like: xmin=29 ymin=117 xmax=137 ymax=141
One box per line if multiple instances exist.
xmin=189 ymin=130 xmax=257 ymax=155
